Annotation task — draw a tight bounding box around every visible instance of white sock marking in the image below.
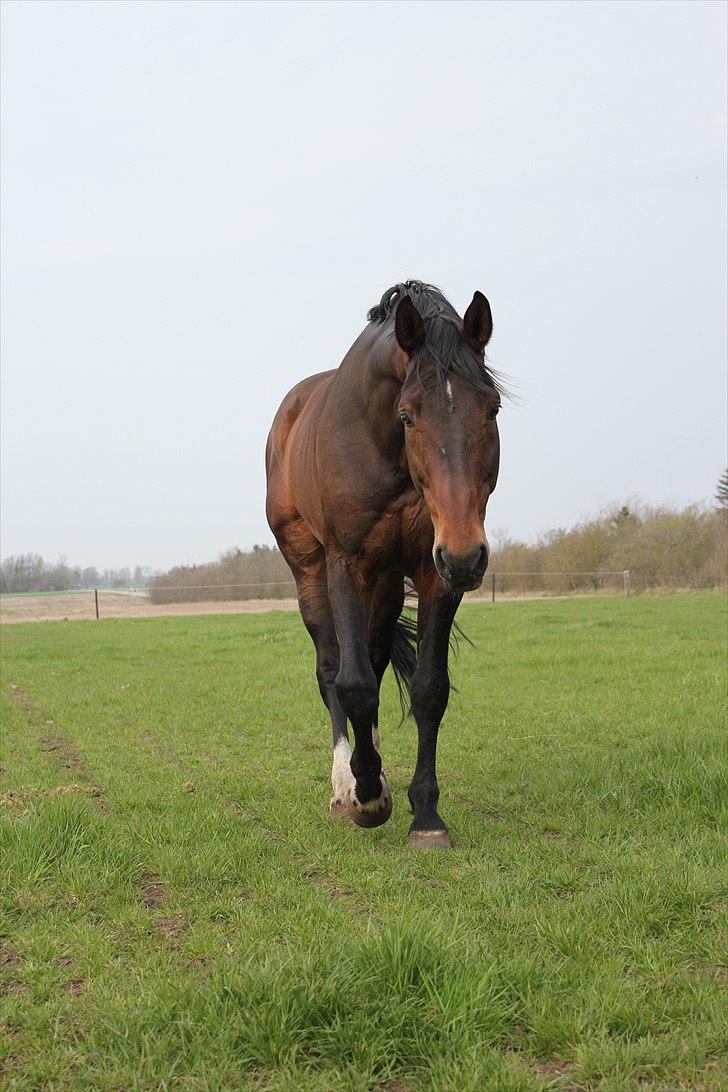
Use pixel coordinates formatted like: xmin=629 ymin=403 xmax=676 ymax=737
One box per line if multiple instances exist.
xmin=330 ymin=736 xmax=389 ymax=815
xmin=331 ymin=737 xmax=354 ymax=803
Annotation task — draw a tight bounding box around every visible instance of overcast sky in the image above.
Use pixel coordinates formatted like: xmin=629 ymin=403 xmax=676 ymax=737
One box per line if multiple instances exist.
xmin=1 ymin=0 xmax=726 ymax=571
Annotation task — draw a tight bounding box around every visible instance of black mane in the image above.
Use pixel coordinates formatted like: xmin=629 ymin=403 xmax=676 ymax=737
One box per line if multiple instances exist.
xmin=367 ymin=280 xmax=501 ymax=395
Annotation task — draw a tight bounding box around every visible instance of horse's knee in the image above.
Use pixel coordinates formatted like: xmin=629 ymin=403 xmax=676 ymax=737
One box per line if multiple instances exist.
xmin=316 ymin=651 xmax=339 ymax=694
xmin=335 ymin=668 xmax=378 ymax=725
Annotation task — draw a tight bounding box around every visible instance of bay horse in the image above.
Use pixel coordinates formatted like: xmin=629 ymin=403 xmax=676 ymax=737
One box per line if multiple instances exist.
xmin=265 ymin=281 xmax=501 ymax=848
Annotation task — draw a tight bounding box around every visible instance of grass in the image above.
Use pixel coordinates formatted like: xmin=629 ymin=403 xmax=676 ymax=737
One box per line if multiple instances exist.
xmin=1 ymin=593 xmax=726 ymax=1091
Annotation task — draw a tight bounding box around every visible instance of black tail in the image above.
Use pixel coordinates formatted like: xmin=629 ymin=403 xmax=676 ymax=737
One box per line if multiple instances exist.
xmin=390 ymin=611 xmax=418 ymax=715
xmin=389 ymin=593 xmax=473 ymax=717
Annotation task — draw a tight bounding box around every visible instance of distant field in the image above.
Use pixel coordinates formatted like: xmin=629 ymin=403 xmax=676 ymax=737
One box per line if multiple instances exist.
xmin=0 ymin=587 xmax=627 ymax=624
xmin=0 ymin=591 xmax=300 ymax=624
xmin=1 ymin=594 xmax=726 ymax=1090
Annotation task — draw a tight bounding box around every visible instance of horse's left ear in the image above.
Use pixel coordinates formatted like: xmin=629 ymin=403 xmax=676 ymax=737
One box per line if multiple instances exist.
xmin=463 ymin=291 xmax=493 ymax=351
xmin=394 ymin=296 xmax=426 ymax=355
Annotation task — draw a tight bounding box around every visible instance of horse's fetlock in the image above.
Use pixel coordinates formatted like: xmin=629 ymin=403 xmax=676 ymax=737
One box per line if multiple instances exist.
xmin=351 ymin=747 xmax=383 ymax=805
xmin=408 ymin=776 xmax=440 ymax=812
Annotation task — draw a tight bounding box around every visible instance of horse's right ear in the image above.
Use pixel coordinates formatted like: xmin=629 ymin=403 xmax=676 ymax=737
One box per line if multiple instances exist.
xmin=394 ymin=297 xmax=426 ymax=355
xmin=463 ymin=291 xmax=493 ymax=351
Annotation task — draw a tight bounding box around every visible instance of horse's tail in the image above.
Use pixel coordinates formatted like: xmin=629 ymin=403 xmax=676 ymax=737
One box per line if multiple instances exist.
xmin=390 ymin=595 xmax=473 ymax=717
xmin=390 ymin=611 xmax=418 ymax=715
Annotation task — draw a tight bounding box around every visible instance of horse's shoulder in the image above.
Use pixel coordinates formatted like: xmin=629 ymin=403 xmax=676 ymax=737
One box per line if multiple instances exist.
xmin=280 ymin=370 xmax=336 ymax=412
xmin=269 ymin=371 xmax=336 ymax=449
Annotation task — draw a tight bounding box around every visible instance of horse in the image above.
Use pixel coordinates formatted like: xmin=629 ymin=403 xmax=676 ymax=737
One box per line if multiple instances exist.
xmin=265 ymin=281 xmax=501 ymax=848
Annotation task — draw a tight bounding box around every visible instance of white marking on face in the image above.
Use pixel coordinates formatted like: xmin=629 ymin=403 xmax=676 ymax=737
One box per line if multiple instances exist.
xmin=446 ymin=379 xmax=453 ymax=405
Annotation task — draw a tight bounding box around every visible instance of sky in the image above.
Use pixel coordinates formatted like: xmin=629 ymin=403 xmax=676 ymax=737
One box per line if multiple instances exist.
xmin=1 ymin=0 xmax=726 ymax=571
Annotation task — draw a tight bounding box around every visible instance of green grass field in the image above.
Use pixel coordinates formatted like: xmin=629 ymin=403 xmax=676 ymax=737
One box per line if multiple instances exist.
xmin=1 ymin=594 xmax=726 ymax=1091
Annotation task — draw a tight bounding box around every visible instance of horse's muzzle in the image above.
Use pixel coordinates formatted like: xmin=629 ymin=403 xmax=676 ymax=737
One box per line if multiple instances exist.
xmin=434 ymin=542 xmax=488 ymax=593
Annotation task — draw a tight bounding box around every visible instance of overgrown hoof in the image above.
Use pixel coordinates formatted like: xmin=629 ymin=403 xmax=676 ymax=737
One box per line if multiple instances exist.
xmin=408 ymin=829 xmax=451 ymax=850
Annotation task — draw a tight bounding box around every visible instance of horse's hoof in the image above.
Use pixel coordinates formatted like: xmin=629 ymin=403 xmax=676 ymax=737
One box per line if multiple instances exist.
xmin=349 ymin=794 xmax=390 ymax=825
xmin=329 ymin=798 xmax=348 ymax=819
xmin=409 ymin=829 xmax=451 ymax=850
xmin=347 ymin=776 xmax=392 ymax=828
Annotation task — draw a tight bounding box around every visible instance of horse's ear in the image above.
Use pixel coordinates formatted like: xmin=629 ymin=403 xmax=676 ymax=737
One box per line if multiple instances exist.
xmin=463 ymin=291 xmax=493 ymax=351
xmin=394 ymin=296 xmax=426 ymax=355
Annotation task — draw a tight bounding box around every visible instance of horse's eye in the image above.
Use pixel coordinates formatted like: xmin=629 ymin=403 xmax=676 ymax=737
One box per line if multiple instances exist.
xmin=487 ymin=405 xmax=500 ymax=422
xmin=399 ymin=411 xmax=414 ymax=429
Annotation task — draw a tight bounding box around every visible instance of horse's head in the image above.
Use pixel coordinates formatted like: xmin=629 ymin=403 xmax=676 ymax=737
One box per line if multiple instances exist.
xmin=394 ymin=292 xmax=500 ymax=594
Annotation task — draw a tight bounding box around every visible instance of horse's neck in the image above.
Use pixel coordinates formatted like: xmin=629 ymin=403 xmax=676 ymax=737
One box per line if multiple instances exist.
xmin=338 ymin=329 xmax=404 ymax=451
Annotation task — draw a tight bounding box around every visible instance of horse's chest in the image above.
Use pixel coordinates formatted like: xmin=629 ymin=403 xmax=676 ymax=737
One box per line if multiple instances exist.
xmin=360 ymin=494 xmax=433 ymax=574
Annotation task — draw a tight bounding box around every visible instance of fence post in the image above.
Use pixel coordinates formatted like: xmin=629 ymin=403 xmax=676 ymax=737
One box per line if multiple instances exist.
xmin=94 ymin=588 xmax=100 ymax=619
xmin=623 ymin=570 xmax=631 ymax=598
xmin=491 ymin=572 xmax=496 ymax=603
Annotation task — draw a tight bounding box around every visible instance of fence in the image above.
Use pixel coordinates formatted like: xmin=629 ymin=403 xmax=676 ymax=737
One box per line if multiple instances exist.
xmin=476 ymin=570 xmax=632 ymax=602
xmin=88 ymin=570 xmax=632 ymax=618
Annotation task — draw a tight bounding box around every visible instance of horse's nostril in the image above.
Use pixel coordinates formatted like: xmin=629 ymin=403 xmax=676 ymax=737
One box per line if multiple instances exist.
xmin=463 ymin=543 xmax=487 ymax=581
xmin=434 ymin=545 xmax=449 ymax=577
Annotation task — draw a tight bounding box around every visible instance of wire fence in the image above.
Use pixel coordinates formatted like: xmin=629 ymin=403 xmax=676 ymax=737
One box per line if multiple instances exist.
xmin=474 ymin=570 xmax=632 ymax=602
xmin=85 ymin=570 xmax=632 ymax=618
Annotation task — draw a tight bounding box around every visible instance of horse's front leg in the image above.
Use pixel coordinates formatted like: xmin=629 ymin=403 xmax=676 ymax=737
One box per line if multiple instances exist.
xmin=327 ymin=559 xmax=392 ymax=828
xmin=408 ymin=576 xmax=461 ymax=849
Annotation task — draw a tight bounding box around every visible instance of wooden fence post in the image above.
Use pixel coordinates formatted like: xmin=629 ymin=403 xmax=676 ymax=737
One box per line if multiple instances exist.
xmin=491 ymin=572 xmax=496 ymax=603
xmin=94 ymin=588 xmax=100 ymax=619
xmin=623 ymin=570 xmax=631 ymax=598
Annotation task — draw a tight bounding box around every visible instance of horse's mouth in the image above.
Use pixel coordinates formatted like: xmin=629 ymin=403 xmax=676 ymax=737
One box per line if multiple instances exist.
xmin=441 ymin=574 xmax=485 ymax=595
xmin=433 ymin=542 xmax=489 ymax=595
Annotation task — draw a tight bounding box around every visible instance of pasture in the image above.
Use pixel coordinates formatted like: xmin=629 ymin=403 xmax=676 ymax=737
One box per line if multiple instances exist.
xmin=1 ymin=593 xmax=726 ymax=1090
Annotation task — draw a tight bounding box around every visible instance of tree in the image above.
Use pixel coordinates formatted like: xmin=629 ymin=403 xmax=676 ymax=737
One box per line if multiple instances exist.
xmin=0 ymin=553 xmax=46 ymax=592
xmin=611 ymin=504 xmax=636 ymax=531
xmin=50 ymin=555 xmax=71 ymax=591
xmin=715 ymin=468 xmax=728 ymax=511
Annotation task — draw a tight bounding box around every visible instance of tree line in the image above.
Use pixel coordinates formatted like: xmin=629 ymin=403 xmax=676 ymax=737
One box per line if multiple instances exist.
xmin=148 ymin=545 xmax=293 ymax=603
xmin=0 ymin=556 xmax=153 ymax=594
xmin=147 ymin=498 xmax=727 ymax=603
xmin=489 ymin=501 xmax=726 ymax=595
xmin=5 ymin=480 xmax=726 ymax=601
